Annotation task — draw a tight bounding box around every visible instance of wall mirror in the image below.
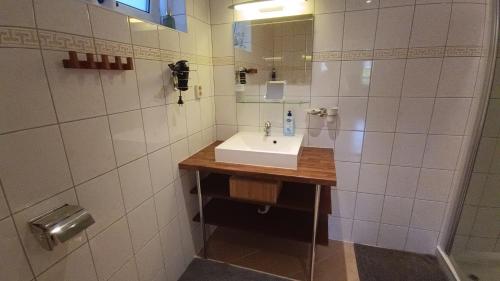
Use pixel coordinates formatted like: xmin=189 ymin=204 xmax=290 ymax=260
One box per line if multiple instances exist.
xmin=233 ymin=15 xmax=314 ymax=104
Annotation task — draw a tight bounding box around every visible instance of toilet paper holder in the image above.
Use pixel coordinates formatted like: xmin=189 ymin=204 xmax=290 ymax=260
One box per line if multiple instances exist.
xmin=29 ymin=204 xmax=95 ymax=251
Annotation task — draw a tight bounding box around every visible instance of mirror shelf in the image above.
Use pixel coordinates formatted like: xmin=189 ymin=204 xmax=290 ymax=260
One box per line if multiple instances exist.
xmin=236 ymin=96 xmax=309 ymax=104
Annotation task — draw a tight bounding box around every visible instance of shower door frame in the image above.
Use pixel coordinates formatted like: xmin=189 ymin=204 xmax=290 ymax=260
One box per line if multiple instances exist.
xmin=443 ymin=0 xmax=500 ymax=255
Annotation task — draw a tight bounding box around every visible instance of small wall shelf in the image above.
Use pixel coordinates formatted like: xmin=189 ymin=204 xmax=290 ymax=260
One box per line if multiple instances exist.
xmin=62 ymin=51 xmax=134 ymax=70
xmin=236 ymin=95 xmax=310 ymax=104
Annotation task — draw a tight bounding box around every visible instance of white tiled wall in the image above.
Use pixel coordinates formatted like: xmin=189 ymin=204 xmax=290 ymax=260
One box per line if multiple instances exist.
xmin=0 ymin=0 xmax=215 ymax=280
xmin=210 ymin=0 xmax=491 ymax=255
xmin=0 ymin=3 xmax=494 ymax=279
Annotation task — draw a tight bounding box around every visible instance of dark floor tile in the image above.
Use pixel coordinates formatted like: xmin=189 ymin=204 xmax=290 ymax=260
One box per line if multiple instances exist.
xmin=354 ymin=244 xmax=448 ymax=281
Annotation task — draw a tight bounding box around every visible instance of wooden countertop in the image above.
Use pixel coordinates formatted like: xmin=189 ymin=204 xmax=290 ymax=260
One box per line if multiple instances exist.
xmin=179 ymin=141 xmax=336 ymax=186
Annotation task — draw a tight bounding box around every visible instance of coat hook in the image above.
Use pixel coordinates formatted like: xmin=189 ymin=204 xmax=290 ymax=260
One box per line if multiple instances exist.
xmin=85 ymin=53 xmax=96 ymax=69
xmin=125 ymin=57 xmax=134 ymax=70
xmin=63 ymin=51 xmax=80 ymax=68
xmin=99 ymin=54 xmax=110 ymax=70
xmin=62 ymin=51 xmax=133 ymax=70
xmin=112 ymin=56 xmax=123 ymax=70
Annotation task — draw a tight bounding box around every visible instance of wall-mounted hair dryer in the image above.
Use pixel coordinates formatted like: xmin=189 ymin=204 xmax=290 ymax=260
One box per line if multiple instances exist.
xmin=168 ymin=60 xmax=189 ymax=105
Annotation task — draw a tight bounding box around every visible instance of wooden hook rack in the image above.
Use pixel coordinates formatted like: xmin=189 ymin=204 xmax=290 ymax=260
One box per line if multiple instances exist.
xmin=62 ymin=51 xmax=133 ymax=70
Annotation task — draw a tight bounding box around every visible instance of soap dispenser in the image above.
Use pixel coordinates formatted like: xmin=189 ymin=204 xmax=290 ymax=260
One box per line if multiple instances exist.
xmin=284 ymin=110 xmax=295 ymax=136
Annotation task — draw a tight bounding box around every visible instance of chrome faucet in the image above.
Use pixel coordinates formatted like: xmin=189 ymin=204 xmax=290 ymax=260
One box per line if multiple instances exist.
xmin=264 ymin=121 xmax=271 ymax=136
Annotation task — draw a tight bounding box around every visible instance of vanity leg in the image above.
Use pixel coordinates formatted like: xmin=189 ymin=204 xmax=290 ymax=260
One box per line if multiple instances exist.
xmin=196 ymin=170 xmax=207 ymax=258
xmin=309 ymin=184 xmax=321 ymax=281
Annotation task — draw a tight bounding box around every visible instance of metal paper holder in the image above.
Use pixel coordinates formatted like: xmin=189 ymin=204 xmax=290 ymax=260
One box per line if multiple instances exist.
xmin=29 ymin=204 xmax=94 ymax=251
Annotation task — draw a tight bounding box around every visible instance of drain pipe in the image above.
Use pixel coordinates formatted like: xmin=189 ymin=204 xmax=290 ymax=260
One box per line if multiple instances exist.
xmin=257 ymin=205 xmax=271 ymax=214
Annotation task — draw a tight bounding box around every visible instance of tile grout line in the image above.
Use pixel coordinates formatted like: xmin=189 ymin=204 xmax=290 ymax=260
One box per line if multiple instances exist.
xmin=375 ymin=1 xmax=418 ymax=249
xmin=122 ymin=13 xmax=153 ymax=279
xmin=331 ymin=0 xmax=357 ymax=242
xmin=76 ymin=4 xmax=111 ymax=281
xmin=444 ymin=0 xmax=492 ymax=253
xmin=0 ymin=177 xmax=38 ymax=280
xmin=9 ymin=0 xmax=86 ymax=279
xmin=145 ymin=19 xmax=170 ymax=277
xmin=445 ymin=63 xmax=486 ymax=250
xmin=350 ymin=0 xmax=381 ymax=244
xmin=0 ymin=95 xmax=212 ymax=137
xmin=403 ymin=0 xmax=457 ymax=252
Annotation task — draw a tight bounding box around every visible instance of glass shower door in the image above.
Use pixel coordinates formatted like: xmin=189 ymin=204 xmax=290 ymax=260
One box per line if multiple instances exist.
xmin=449 ymin=57 xmax=500 ymax=281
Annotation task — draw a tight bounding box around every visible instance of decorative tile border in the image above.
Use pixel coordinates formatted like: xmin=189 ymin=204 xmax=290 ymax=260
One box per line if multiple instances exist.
xmin=407 ymin=47 xmax=445 ymax=58
xmin=38 ymin=30 xmax=95 ymax=53
xmin=312 ymin=51 xmax=342 ymax=61
xmin=212 ymin=56 xmax=235 ymax=66
xmin=133 ymin=45 xmax=161 ymax=60
xmin=445 ymin=46 xmax=483 ymax=57
xmin=313 ymin=46 xmax=485 ymax=61
xmin=161 ymin=49 xmax=180 ymax=63
xmin=180 ymin=52 xmax=197 ymax=64
xmin=196 ymin=55 xmax=211 ymax=65
xmin=0 ymin=27 xmax=486 ymax=64
xmin=373 ymin=48 xmax=408 ymax=60
xmin=342 ymin=50 xmax=374 ymax=60
xmin=0 ymin=26 xmax=39 ymax=49
xmin=95 ymin=39 xmax=133 ymax=57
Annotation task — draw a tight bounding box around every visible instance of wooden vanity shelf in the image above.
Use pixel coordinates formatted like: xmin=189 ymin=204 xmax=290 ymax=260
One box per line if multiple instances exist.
xmin=193 ymin=199 xmax=329 ymax=245
xmin=190 ymin=173 xmax=332 ymax=214
xmin=190 ymin=173 xmax=331 ymax=245
xmin=180 ymin=141 xmax=335 ymax=279
xmin=62 ymin=51 xmax=134 ymax=70
xmin=229 ymin=176 xmax=282 ymax=204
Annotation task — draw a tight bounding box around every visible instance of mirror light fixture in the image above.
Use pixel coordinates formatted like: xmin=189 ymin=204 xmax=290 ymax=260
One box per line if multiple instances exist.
xmin=229 ymin=0 xmax=308 ymax=21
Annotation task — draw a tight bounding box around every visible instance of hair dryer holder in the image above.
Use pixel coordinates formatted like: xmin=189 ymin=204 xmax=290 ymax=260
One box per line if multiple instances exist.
xmin=168 ymin=60 xmax=190 ymax=104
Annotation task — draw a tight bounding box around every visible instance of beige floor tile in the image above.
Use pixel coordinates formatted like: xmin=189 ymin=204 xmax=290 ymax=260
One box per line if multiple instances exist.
xmin=203 ymin=228 xmax=360 ymax=281
xmin=205 ymin=239 xmax=260 ymax=263
xmin=236 ymin=250 xmax=307 ymax=279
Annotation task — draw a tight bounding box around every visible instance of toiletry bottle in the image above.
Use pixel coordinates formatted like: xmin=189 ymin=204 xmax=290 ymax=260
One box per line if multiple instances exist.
xmin=284 ymin=110 xmax=295 ymax=136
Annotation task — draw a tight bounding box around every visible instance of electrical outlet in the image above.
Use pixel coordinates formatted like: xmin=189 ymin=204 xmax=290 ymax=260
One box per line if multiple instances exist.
xmin=195 ymin=85 xmax=203 ymax=98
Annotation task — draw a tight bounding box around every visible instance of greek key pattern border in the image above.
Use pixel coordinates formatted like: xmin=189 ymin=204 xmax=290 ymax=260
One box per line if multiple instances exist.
xmin=133 ymin=45 xmax=161 ymax=60
xmin=445 ymin=46 xmax=484 ymax=57
xmin=313 ymin=46 xmax=485 ymax=61
xmin=38 ymin=30 xmax=95 ymax=53
xmin=180 ymin=52 xmax=197 ymax=64
xmin=161 ymin=49 xmax=180 ymax=63
xmin=196 ymin=55 xmax=211 ymax=66
xmin=0 ymin=27 xmax=486 ymax=64
xmin=0 ymin=26 xmax=39 ymax=49
xmin=212 ymin=56 xmax=235 ymax=66
xmin=95 ymin=39 xmax=133 ymax=57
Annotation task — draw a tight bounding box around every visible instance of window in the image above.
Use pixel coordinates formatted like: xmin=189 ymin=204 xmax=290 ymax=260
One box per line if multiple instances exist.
xmin=117 ymin=0 xmax=150 ymax=12
xmin=94 ymin=0 xmax=187 ymax=32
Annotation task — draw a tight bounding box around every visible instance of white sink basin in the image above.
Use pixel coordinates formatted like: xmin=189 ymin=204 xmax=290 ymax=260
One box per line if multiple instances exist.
xmin=215 ymin=132 xmax=304 ymax=170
